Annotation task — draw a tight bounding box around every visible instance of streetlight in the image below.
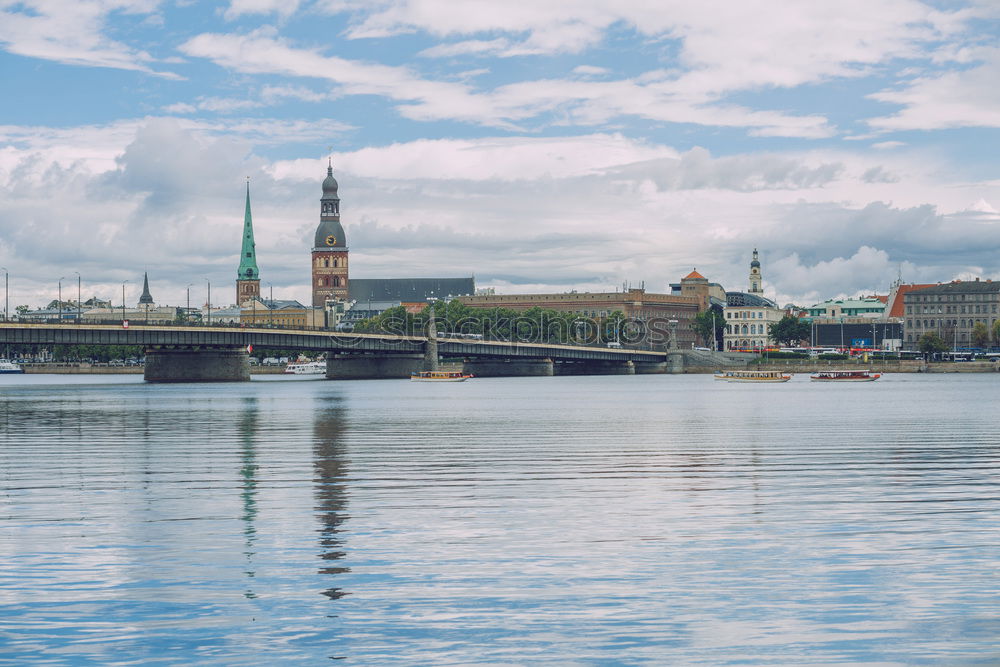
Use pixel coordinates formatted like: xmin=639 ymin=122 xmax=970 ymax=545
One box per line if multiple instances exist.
xmin=122 ymin=280 xmax=128 ymax=322
xmin=186 ymin=283 xmax=192 ymax=321
xmin=1 ymin=267 xmax=7 ymax=322
xmin=58 ymin=276 xmax=64 ymax=322
xmin=74 ymin=271 xmax=81 ymax=324
xmin=205 ymin=278 xmax=211 ymax=326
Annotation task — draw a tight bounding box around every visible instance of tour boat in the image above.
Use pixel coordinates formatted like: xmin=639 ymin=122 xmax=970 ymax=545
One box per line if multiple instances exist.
xmin=411 ymin=370 xmax=474 ymax=382
xmin=810 ymin=369 xmax=881 ymax=382
xmin=0 ymin=359 xmax=24 ymax=374
xmin=713 ymin=370 xmax=791 ymax=383
xmin=284 ymin=361 xmax=326 ymax=375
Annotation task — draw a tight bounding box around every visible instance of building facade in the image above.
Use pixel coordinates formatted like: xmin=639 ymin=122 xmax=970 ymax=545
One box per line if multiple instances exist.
xmin=457 ymin=288 xmax=700 ymax=348
xmin=236 ymin=182 xmax=261 ymax=306
xmin=311 ymin=162 xmax=349 ymax=307
xmin=903 ymin=279 xmax=1000 ymax=347
xmin=805 ymin=297 xmax=886 ymax=319
xmin=723 ymin=250 xmax=785 ymax=350
xmin=669 ymin=269 xmax=727 ymax=310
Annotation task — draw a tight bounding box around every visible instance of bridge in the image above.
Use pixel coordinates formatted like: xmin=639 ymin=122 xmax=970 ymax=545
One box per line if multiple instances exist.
xmin=0 ymin=322 xmax=696 ymax=381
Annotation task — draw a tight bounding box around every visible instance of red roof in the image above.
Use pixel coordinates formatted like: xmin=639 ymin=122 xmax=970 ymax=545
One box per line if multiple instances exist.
xmin=888 ymin=284 xmax=935 ymax=318
xmin=684 ymin=269 xmax=705 ymax=280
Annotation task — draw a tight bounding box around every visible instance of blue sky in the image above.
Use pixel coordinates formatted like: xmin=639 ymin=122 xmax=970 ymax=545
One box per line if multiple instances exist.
xmin=2 ymin=0 xmax=1000 ymax=309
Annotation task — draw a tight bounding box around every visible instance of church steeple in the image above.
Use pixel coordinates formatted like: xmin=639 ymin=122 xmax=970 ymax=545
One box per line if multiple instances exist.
xmin=238 ymin=181 xmax=260 ymax=280
xmin=236 ymin=180 xmax=261 ymax=306
xmin=138 ymin=272 xmax=154 ymax=305
xmin=312 ymin=159 xmax=349 ymax=307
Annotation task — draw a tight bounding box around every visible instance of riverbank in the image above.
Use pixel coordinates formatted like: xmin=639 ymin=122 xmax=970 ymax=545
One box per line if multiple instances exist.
xmin=739 ymin=359 xmax=1000 ymax=373
xmin=21 ymin=363 xmax=287 ymax=375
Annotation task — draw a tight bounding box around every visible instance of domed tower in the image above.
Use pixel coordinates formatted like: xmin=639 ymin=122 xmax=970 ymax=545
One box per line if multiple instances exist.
xmin=311 ymin=160 xmax=349 ymax=307
xmin=749 ymin=248 xmax=763 ymax=295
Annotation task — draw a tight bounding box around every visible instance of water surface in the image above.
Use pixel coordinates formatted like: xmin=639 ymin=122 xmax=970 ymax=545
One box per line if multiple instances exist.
xmin=1 ymin=373 xmax=998 ymax=664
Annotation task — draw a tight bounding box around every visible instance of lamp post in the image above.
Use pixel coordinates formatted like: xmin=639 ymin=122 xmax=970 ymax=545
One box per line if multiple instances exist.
xmin=1 ymin=267 xmax=7 ymax=322
xmin=57 ymin=277 xmax=64 ymax=322
xmin=205 ymin=278 xmax=211 ymax=326
xmin=122 ymin=280 xmax=128 ymax=322
xmin=186 ymin=283 xmax=192 ymax=322
xmin=74 ymin=271 xmax=81 ymax=323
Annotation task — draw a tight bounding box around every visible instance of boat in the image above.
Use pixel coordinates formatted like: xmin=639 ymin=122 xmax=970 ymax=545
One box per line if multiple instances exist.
xmin=0 ymin=359 xmax=24 ymax=374
xmin=410 ymin=370 xmax=474 ymax=382
xmin=284 ymin=361 xmax=326 ymax=375
xmin=810 ymin=369 xmax=880 ymax=382
xmin=713 ymin=370 xmax=791 ymax=382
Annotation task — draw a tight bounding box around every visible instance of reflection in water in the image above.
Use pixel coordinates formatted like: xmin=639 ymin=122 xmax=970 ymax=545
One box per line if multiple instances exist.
xmin=238 ymin=397 xmax=259 ymax=600
xmin=312 ymin=396 xmax=351 ymax=601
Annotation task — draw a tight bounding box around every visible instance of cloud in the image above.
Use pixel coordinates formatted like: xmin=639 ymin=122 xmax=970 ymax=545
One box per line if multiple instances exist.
xmin=179 ymin=31 xmax=836 ymax=137
xmin=224 ymin=0 xmax=301 ymax=20
xmin=604 ymin=147 xmax=844 ymax=192
xmin=0 ymin=0 xmax=179 ymax=78
xmin=3 ymin=118 xmax=1000 ymax=309
xmin=417 ymin=38 xmax=510 ymax=58
xmin=867 ymin=47 xmax=1000 ymax=131
xmin=333 ymin=0 xmax=965 ymax=93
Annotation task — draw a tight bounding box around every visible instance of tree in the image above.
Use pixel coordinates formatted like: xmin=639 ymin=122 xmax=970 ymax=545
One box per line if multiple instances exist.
xmin=992 ymin=319 xmax=1000 ymax=347
xmin=690 ymin=306 xmax=725 ymax=349
xmin=768 ymin=315 xmax=811 ymax=346
xmin=971 ymin=322 xmax=990 ymax=348
xmin=916 ymin=332 xmax=949 ymax=355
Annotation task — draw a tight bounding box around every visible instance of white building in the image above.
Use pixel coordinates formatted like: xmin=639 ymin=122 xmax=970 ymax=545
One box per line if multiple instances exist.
xmin=723 ymin=249 xmax=786 ymax=351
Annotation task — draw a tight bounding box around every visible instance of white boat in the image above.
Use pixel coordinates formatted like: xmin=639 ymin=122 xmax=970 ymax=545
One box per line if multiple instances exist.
xmin=284 ymin=361 xmax=326 ymax=375
xmin=714 ymin=370 xmax=791 ymax=383
xmin=0 ymin=359 xmax=24 ymax=374
xmin=810 ymin=369 xmax=880 ymax=382
xmin=411 ymin=371 xmax=473 ymax=382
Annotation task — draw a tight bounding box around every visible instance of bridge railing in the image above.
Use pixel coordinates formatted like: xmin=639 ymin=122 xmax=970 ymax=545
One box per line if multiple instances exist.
xmin=5 ymin=318 xmax=672 ymax=352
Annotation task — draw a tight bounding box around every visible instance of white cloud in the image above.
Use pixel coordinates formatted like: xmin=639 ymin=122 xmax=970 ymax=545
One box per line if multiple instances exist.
xmin=333 ymin=0 xmax=965 ymax=94
xmin=224 ymin=0 xmax=301 ymax=20
xmin=867 ymin=47 xmax=1000 ymax=131
xmin=573 ymin=65 xmax=609 ymax=76
xmin=0 ymin=0 xmax=179 ymax=77
xmin=179 ymin=31 xmax=835 ymax=137
xmin=417 ymin=38 xmax=509 ymax=58
xmin=3 ymin=118 xmax=1000 ymax=308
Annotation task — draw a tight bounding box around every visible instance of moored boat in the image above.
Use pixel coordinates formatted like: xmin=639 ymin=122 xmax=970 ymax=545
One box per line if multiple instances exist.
xmin=810 ymin=369 xmax=880 ymax=382
xmin=411 ymin=370 xmax=473 ymax=382
xmin=284 ymin=361 xmax=326 ymax=375
xmin=714 ymin=370 xmax=791 ymax=383
xmin=0 ymin=359 xmax=24 ymax=374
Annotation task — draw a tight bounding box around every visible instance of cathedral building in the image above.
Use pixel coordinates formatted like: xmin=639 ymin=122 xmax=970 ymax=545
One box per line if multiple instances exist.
xmin=236 ymin=182 xmax=261 ymax=306
xmin=311 ymin=161 xmax=349 ymax=307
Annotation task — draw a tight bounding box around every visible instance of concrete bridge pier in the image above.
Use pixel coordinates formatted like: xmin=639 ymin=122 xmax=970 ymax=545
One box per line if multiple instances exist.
xmin=326 ymin=353 xmax=424 ymax=380
xmin=666 ymin=352 xmax=686 ymax=374
xmin=144 ymin=347 xmax=251 ymax=382
xmin=463 ymin=358 xmax=554 ymax=377
xmin=553 ymin=360 xmax=635 ymax=375
xmin=634 ymin=361 xmax=668 ymax=374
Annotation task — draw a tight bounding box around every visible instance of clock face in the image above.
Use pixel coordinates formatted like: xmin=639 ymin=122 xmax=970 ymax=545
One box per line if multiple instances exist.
xmin=325 ymin=235 xmax=337 ymax=246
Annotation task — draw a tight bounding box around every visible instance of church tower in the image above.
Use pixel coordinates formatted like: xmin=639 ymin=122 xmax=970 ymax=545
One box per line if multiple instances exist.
xmin=749 ymin=248 xmax=763 ymax=295
xmin=236 ymin=181 xmax=261 ymax=306
xmin=311 ymin=160 xmax=349 ymax=307
xmin=138 ymin=272 xmax=154 ymax=306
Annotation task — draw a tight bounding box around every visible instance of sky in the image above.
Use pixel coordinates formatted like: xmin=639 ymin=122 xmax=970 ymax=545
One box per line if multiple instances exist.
xmin=2 ymin=0 xmax=1000 ymax=310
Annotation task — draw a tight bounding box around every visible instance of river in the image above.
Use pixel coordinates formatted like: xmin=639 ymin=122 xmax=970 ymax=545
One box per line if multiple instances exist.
xmin=1 ymin=373 xmax=998 ymax=665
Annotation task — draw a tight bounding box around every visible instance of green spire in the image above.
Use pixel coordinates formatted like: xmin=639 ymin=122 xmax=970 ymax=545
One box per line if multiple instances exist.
xmin=238 ymin=181 xmax=260 ymax=280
